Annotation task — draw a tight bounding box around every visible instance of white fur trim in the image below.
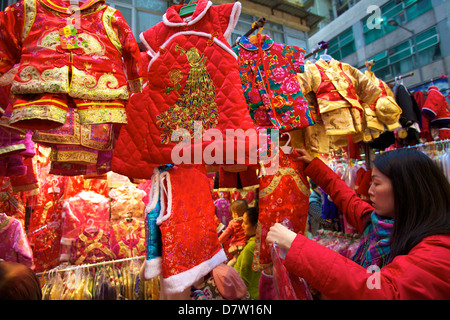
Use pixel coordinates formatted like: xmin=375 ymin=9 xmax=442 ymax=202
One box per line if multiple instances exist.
xmin=163 ymin=1 xmax=212 ymax=27
xmin=145 ymin=168 xmax=161 ymax=214
xmin=156 ymin=171 xmax=172 ymax=225
xmin=428 ymin=88 xmax=444 ymax=97
xmin=162 ymin=249 xmax=227 ymax=295
xmin=147 ymin=31 xmax=237 ymax=72
xmin=139 ymin=32 xmax=157 ymax=59
xmin=142 ymin=257 xmax=162 ymax=280
xmin=223 ymin=2 xmax=241 ymax=41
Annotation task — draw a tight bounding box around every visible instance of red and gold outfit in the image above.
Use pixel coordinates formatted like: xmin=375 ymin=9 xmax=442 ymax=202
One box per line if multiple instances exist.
xmin=156 ymin=165 xmax=226 ymax=296
xmin=298 ymin=59 xmax=381 ymax=143
xmin=70 ymin=227 xmax=115 ymax=265
xmin=0 ymin=0 xmax=142 ymax=130
xmin=253 ymin=149 xmax=310 ymax=270
xmin=110 ymin=219 xmax=146 ymax=259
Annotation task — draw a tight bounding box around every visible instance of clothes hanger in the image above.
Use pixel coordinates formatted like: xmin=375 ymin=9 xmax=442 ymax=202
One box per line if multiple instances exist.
xmin=85 ymin=218 xmax=98 ymax=233
xmin=249 ymin=24 xmax=265 ymax=44
xmin=319 ymin=49 xmax=332 ymax=62
xmin=179 ymin=0 xmax=197 ymax=17
xmin=234 ymin=17 xmax=266 ymax=47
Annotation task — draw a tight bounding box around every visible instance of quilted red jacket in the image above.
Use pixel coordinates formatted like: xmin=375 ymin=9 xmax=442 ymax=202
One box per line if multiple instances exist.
xmin=284 ymin=158 xmax=450 ymax=299
xmin=111 ymin=52 xmax=157 ymax=179
xmin=112 ymin=0 xmax=256 ymax=178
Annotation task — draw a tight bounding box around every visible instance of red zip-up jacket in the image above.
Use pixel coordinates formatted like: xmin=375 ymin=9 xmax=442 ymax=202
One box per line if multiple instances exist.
xmin=284 ymin=158 xmax=450 ymax=299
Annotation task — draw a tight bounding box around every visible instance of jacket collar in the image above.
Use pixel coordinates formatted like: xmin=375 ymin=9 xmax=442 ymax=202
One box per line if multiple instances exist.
xmin=163 ymin=0 xmax=212 ymax=27
xmin=238 ymin=35 xmax=274 ymax=51
xmin=315 ymin=58 xmax=340 ymax=70
xmin=40 ymin=0 xmax=104 ymax=14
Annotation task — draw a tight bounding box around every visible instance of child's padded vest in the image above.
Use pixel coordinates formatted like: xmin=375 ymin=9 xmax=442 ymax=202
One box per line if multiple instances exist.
xmin=113 ymin=0 xmax=256 ymax=168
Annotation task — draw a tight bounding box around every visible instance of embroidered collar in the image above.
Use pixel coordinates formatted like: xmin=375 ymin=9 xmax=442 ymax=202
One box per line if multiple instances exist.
xmin=163 ymin=0 xmax=212 ymax=27
xmin=40 ymin=0 xmax=104 ymax=14
xmin=315 ymin=58 xmax=340 ymax=70
xmin=238 ymin=35 xmax=274 ymax=51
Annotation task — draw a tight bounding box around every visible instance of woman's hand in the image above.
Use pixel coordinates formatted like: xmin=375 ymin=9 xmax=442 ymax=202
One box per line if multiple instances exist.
xmin=294 ymin=148 xmax=314 ymax=164
xmin=266 ymin=223 xmax=297 ymax=251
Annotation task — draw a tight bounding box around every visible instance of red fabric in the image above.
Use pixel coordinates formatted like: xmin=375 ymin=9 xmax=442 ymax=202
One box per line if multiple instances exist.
xmin=254 ymin=149 xmax=310 ymax=270
xmin=422 ymin=86 xmax=450 ymax=140
xmin=113 ymin=0 xmax=255 ymax=174
xmin=284 ymin=158 xmax=450 ymax=299
xmin=315 ymin=62 xmax=362 ymax=112
xmin=358 ymin=169 xmax=372 ymax=197
xmin=414 ymin=90 xmax=432 ymax=141
xmin=111 ymin=52 xmax=157 ymax=179
xmin=305 ymin=158 xmax=373 ymax=233
xmin=217 ymin=165 xmax=259 ymax=189
xmin=218 ymin=218 xmax=247 ymax=247
xmin=0 ymin=0 xmax=141 ymax=130
xmin=285 ymin=233 xmax=450 ymax=299
xmin=158 ymin=165 xmax=225 ymax=294
xmin=27 ymin=176 xmax=66 ymax=272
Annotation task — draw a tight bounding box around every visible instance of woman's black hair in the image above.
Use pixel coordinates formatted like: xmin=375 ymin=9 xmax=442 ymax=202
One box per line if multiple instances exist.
xmin=373 ymin=148 xmax=450 ymax=259
xmin=245 ymin=206 xmax=259 ymax=227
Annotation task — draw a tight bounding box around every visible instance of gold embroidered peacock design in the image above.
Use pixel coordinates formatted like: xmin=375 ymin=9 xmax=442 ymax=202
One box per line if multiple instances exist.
xmin=156 ymin=44 xmax=219 ymax=144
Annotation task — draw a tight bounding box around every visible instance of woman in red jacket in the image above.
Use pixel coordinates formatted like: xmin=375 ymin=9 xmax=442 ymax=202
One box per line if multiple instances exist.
xmin=266 ymin=148 xmax=450 ymax=299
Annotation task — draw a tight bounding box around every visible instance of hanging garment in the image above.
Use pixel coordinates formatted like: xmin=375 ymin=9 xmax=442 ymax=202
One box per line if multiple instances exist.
xmin=253 ymin=149 xmax=310 ymax=271
xmin=141 ymin=166 xmax=166 ymax=281
xmin=0 ymin=154 xmax=26 ymax=177
xmin=27 ymin=176 xmax=66 ymax=272
xmin=0 ymin=212 xmax=34 ymax=268
xmin=113 ymin=0 xmax=255 ymax=170
xmin=110 ymin=219 xmax=146 ymax=259
xmin=0 ymin=0 xmax=142 ymax=130
xmin=363 ymin=70 xmax=401 ymax=141
xmin=422 ymin=86 xmax=450 ymax=140
xmin=414 ymin=90 xmax=433 ymax=142
xmin=110 ymin=53 xmax=158 ymax=179
xmin=109 ymin=180 xmax=146 ymax=222
xmin=214 ymin=196 xmax=231 ymax=226
xmin=393 ymin=84 xmax=421 ymax=145
xmin=298 ymin=59 xmax=381 ymax=141
xmin=32 ymin=107 xmax=117 ymax=171
xmin=9 ymin=156 xmax=39 ymax=193
xmin=70 ymin=228 xmax=115 ymax=265
xmin=48 ymin=152 xmax=112 ymax=176
xmin=144 ymin=165 xmax=226 ymax=295
xmin=215 ymin=165 xmax=259 ymax=190
xmin=394 ymin=84 xmax=421 ymax=128
xmin=0 ymin=177 xmax=26 ymax=220
xmin=60 ymin=191 xmax=110 ymax=261
xmin=233 ymin=34 xmax=315 ymax=131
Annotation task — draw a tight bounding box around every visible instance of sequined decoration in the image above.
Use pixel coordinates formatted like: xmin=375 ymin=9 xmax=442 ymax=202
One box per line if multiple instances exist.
xmin=156 ymin=45 xmax=219 ymax=144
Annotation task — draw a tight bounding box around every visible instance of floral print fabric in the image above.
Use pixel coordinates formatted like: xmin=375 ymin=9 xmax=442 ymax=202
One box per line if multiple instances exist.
xmin=233 ymin=35 xmax=315 ymax=131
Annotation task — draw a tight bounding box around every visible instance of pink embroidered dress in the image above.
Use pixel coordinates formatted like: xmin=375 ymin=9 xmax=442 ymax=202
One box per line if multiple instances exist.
xmin=0 ymin=212 xmax=34 ymax=268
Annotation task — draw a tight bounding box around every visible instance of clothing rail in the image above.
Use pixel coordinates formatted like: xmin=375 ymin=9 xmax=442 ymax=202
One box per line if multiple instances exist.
xmin=36 ymin=256 xmax=145 ymax=276
xmin=305 ymin=41 xmax=329 ymax=59
xmin=411 ymin=75 xmax=448 ymax=88
xmin=386 ymin=72 xmax=414 ymax=84
xmin=405 ymin=139 xmax=450 ymax=151
xmin=357 ymin=59 xmax=376 ymax=70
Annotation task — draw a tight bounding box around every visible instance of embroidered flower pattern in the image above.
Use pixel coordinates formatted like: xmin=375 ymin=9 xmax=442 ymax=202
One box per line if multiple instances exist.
xmin=234 ymin=36 xmax=315 ymax=131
